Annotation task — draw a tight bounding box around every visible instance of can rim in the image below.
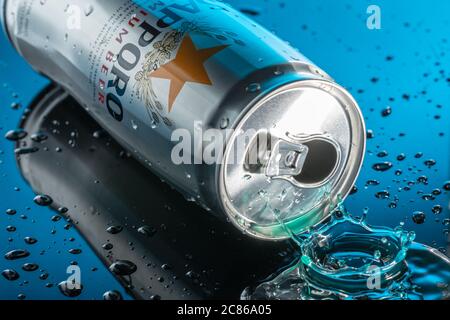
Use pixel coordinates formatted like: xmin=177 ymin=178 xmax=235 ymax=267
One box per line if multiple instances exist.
xmin=218 ymin=79 xmax=366 ymax=241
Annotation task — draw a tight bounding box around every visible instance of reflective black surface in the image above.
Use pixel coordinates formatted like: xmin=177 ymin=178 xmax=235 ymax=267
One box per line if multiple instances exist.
xmin=18 ymin=85 xmax=295 ymax=300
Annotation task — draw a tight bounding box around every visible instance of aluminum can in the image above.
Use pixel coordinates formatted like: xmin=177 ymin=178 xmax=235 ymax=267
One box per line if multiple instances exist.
xmin=1 ymin=0 xmax=366 ymax=240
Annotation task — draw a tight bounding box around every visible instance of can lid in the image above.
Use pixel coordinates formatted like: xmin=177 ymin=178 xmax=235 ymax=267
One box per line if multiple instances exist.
xmin=219 ymin=80 xmax=365 ymax=240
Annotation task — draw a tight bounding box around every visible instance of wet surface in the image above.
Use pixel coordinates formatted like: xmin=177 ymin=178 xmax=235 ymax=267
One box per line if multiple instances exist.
xmin=14 ymin=85 xmax=295 ymax=300
xmin=0 ymin=0 xmax=449 ymax=299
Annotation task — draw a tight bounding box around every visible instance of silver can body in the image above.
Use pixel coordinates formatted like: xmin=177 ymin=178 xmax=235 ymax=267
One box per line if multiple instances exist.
xmin=2 ymin=0 xmax=366 ymax=240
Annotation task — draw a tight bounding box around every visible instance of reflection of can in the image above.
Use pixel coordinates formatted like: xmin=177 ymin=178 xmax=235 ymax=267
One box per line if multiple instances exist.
xmin=2 ymin=0 xmax=365 ymax=240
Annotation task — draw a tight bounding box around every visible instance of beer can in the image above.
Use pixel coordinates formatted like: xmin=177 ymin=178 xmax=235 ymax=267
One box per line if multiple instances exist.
xmin=1 ymin=0 xmax=366 ymax=240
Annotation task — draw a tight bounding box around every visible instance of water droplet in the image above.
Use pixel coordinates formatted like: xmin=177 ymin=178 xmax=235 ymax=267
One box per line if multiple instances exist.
xmin=31 ymin=132 xmax=48 ymax=142
xmin=381 ymin=106 xmax=392 ymax=117
xmin=412 ymin=211 xmax=426 ymax=224
xmin=219 ymin=118 xmax=230 ymax=129
xmin=421 ymin=194 xmax=435 ymax=201
xmin=161 ymin=264 xmax=171 ymax=270
xmin=388 ymin=201 xmax=398 ymax=209
xmin=424 ymin=159 xmax=436 ymax=168
xmin=68 ymin=248 xmax=82 ymax=255
xmin=417 ymin=176 xmax=428 ymax=185
xmin=58 ymin=280 xmax=83 ymax=297
xmin=377 ymin=150 xmax=388 ymax=158
xmin=103 ymin=290 xmax=123 ymax=300
xmin=22 ymin=263 xmax=39 ymax=272
xmin=33 ymin=194 xmax=53 ymax=206
xmin=5 ymin=249 xmax=30 ymax=260
xmin=24 ymin=237 xmax=37 ymax=245
xmin=375 ymin=190 xmax=390 ymax=199
xmin=39 ymin=272 xmax=49 ymax=280
xmin=84 ymin=4 xmax=94 ymax=16
xmin=273 ymin=68 xmax=283 ymax=76
xmin=1 ymin=269 xmax=20 ymax=281
xmin=6 ymin=209 xmax=17 ymax=216
xmin=432 ymin=189 xmax=442 ymax=196
xmin=58 ymin=207 xmax=69 ymax=214
xmin=185 ymin=270 xmax=200 ymax=280
xmin=374 ymin=250 xmax=382 ymax=260
xmin=5 ymin=129 xmax=27 ymax=141
xmin=372 ymin=162 xmax=393 ymax=172
xmin=15 ymin=147 xmax=39 ymax=155
xmin=106 ymin=225 xmax=123 ymax=235
xmin=102 ymin=243 xmax=113 ymax=250
xmin=432 ymin=205 xmax=443 ymax=215
xmin=11 ymin=102 xmax=21 ymax=110
xmin=366 ymin=180 xmax=380 ymax=186
xmin=137 ymin=225 xmax=157 ymax=237
xmin=246 ymin=83 xmax=261 ymax=93
xmin=93 ymin=130 xmax=107 ymax=139
xmin=443 ymin=181 xmax=450 ymax=191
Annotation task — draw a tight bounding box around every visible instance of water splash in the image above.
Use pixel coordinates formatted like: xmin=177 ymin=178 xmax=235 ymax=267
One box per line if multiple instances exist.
xmin=242 ymin=207 xmax=450 ymax=300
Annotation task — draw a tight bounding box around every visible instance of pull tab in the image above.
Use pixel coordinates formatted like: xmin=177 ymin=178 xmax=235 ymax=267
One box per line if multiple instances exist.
xmin=244 ymin=130 xmax=308 ymax=178
xmin=244 ymin=131 xmax=341 ymax=188
xmin=265 ymin=139 xmax=309 ymax=178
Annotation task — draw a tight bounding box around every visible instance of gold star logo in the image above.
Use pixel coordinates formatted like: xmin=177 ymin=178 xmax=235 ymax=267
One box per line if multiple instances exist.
xmin=150 ymin=34 xmax=228 ymax=112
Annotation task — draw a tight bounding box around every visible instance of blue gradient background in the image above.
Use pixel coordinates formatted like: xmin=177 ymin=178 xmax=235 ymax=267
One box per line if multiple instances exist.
xmin=0 ymin=0 xmax=449 ymax=300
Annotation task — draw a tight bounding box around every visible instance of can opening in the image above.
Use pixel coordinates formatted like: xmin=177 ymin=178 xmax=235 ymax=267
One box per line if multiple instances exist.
xmin=294 ymin=139 xmax=339 ymax=186
xmin=244 ymin=130 xmax=339 ymax=187
xmin=220 ymin=80 xmax=366 ymax=240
